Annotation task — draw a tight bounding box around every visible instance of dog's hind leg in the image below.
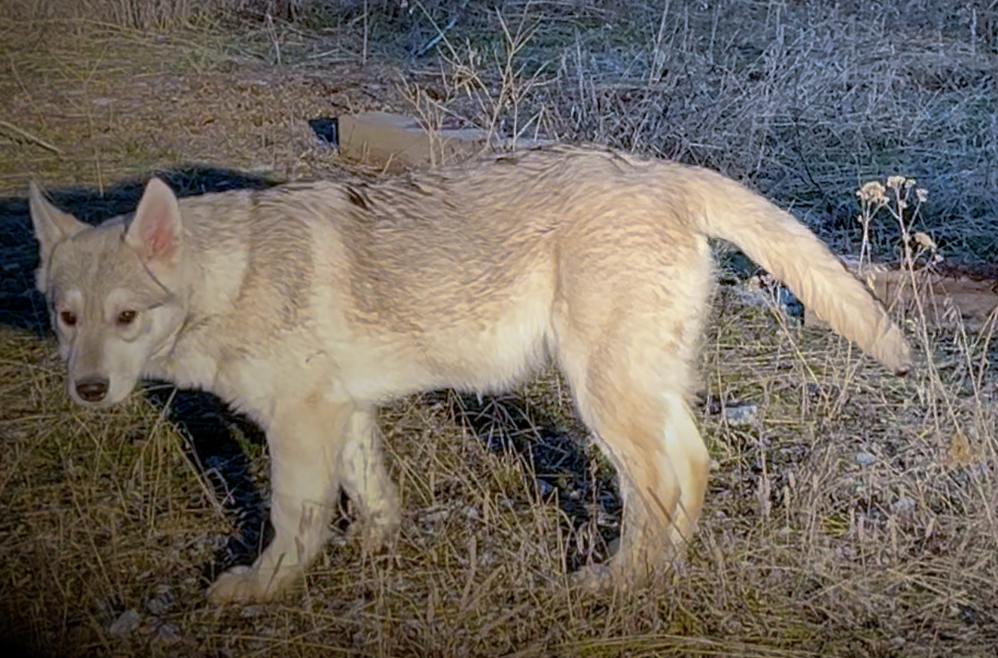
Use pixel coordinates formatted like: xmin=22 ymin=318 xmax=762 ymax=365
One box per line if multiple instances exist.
xmin=207 ymin=402 xmax=349 ymax=605
xmin=553 ymin=273 xmax=711 ymax=589
xmin=339 ymin=405 xmax=401 ymax=553
xmin=567 ymin=359 xmax=710 ymax=591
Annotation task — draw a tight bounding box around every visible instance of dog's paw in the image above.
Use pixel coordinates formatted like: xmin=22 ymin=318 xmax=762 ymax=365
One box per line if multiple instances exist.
xmin=207 ymin=566 xmax=288 ymax=605
xmin=353 ymin=516 xmax=399 ymax=555
xmin=570 ymin=557 xmax=654 ymax=593
xmin=571 ymin=564 xmax=615 ymax=592
xmin=347 ymin=502 xmax=400 ymax=555
xmin=572 ymin=556 xmax=682 ymax=593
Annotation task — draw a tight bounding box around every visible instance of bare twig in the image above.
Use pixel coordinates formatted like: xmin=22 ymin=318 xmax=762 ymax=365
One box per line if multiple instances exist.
xmin=0 ymin=119 xmax=61 ymax=155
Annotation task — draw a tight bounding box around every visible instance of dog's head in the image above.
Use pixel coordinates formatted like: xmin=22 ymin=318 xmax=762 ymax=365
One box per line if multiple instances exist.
xmin=29 ymin=179 xmax=189 ymax=407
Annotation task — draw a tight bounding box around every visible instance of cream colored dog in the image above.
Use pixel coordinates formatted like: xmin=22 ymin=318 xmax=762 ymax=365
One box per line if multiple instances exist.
xmin=29 ymin=146 xmax=912 ymax=604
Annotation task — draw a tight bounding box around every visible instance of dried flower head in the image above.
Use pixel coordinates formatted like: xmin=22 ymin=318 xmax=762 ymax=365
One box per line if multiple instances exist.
xmin=857 ymin=181 xmax=887 ymax=204
xmin=916 ymin=188 xmax=928 ymax=203
xmin=914 ymin=232 xmax=937 ymax=250
xmin=886 ymin=175 xmax=906 ymax=190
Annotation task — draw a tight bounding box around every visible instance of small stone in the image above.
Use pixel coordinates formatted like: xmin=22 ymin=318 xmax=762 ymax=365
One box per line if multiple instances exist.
xmin=155 ymin=623 xmax=182 ymax=646
xmin=109 ymin=609 xmax=140 ymax=636
xmin=422 ymin=507 xmax=449 ymax=524
xmin=145 ymin=585 xmax=172 ymax=615
xmin=854 ymin=452 xmax=876 ymax=466
xmin=723 ymin=404 xmax=757 ymax=426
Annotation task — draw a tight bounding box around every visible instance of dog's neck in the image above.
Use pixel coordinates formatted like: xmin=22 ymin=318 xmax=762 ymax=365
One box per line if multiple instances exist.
xmin=180 ymin=238 xmax=251 ymax=319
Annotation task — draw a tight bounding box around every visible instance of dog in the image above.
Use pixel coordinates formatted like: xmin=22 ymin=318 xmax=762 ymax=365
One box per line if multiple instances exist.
xmin=29 ymin=146 xmax=912 ymax=604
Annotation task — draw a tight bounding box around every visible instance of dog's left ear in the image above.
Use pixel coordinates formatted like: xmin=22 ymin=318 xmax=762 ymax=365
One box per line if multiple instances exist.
xmin=29 ymin=181 xmax=91 ymax=293
xmin=29 ymin=181 xmax=90 ymax=252
xmin=125 ymin=178 xmax=183 ymax=271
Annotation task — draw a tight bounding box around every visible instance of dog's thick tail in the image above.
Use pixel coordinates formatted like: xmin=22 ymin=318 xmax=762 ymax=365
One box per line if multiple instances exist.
xmin=688 ymin=167 xmax=913 ymax=374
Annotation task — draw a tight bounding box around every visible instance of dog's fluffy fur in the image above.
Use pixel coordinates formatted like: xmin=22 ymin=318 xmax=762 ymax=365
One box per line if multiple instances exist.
xmin=29 ymin=146 xmax=912 ymax=604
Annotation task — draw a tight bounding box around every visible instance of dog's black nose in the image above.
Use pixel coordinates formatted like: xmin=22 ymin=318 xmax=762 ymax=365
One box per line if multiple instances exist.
xmin=75 ymin=377 xmax=109 ymax=402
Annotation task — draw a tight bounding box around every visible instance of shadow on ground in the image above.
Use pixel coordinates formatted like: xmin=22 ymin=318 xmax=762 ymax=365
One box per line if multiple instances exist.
xmin=426 ymin=390 xmax=621 ymax=571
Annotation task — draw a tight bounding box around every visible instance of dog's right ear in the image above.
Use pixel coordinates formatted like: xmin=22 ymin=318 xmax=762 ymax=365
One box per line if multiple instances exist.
xmin=29 ymin=181 xmax=90 ymax=293
xmin=124 ymin=178 xmax=184 ymax=281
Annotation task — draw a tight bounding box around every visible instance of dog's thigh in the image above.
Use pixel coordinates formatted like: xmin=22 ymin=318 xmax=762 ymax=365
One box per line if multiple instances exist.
xmin=339 ymin=405 xmax=400 ymax=552
xmin=208 ymin=402 xmax=349 ymax=605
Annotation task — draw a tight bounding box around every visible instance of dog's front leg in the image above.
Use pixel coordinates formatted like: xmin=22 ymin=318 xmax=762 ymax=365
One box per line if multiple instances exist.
xmin=207 ymin=403 xmax=349 ymax=605
xmin=338 ymin=404 xmax=400 ymax=553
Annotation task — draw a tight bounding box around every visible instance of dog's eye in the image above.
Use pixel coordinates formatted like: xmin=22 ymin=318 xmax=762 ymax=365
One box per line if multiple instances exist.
xmin=60 ymin=311 xmax=77 ymax=327
xmin=117 ymin=310 xmax=137 ymax=326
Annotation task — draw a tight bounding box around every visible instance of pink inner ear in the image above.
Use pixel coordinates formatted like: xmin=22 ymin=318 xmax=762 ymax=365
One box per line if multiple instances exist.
xmin=141 ymin=209 xmax=178 ymax=261
xmin=131 ymin=180 xmax=181 ymax=263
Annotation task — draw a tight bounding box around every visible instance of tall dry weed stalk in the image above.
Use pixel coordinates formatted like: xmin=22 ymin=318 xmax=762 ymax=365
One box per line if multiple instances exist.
xmin=401 ymin=4 xmax=551 ymax=152
xmin=858 ymin=176 xmax=995 ymax=448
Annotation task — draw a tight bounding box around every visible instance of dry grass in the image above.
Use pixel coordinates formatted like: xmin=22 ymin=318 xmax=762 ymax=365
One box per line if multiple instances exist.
xmin=1 ymin=1 xmax=997 ymax=656
xmin=5 ymin=0 xmax=302 ymax=29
